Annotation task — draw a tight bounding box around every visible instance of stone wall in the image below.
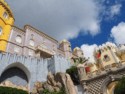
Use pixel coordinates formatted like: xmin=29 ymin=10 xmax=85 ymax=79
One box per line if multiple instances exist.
xmin=0 ymin=52 xmax=71 ymax=91
xmin=48 ymin=55 xmax=71 ymax=73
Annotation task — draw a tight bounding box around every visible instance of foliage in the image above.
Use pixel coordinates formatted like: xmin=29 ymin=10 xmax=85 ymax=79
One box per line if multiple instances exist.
xmin=40 ymin=88 xmax=65 ymax=94
xmin=114 ymin=77 xmax=125 ymax=94
xmin=66 ymin=57 xmax=88 ymax=85
xmin=72 ymin=57 xmax=88 ymax=66
xmin=66 ymin=66 xmax=80 ymax=85
xmin=0 ymin=86 xmax=28 ymax=94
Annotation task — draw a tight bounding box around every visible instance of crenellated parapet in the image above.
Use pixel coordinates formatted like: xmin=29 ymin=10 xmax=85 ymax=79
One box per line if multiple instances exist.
xmin=78 ymin=42 xmax=125 ymax=83
xmin=0 ymin=0 xmax=14 ymax=18
xmin=93 ymin=42 xmax=120 ymax=69
xmin=0 ymin=52 xmax=71 ymax=91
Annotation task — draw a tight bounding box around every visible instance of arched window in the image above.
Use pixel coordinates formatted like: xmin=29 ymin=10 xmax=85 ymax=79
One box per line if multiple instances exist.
xmin=0 ymin=27 xmax=2 ymax=35
xmin=3 ymin=12 xmax=8 ymax=19
xmin=29 ymin=39 xmax=35 ymax=47
xmin=103 ymin=55 xmax=110 ymax=62
xmin=15 ymin=35 xmax=22 ymax=44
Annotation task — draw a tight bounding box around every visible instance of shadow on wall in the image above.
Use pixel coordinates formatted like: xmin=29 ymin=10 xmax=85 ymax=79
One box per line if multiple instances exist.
xmin=0 ymin=67 xmax=28 ymax=86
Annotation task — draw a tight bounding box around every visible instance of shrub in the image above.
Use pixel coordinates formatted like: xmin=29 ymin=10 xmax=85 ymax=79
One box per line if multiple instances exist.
xmin=40 ymin=88 xmax=65 ymax=94
xmin=114 ymin=77 xmax=125 ymax=94
xmin=66 ymin=66 xmax=80 ymax=85
xmin=0 ymin=86 xmax=28 ymax=94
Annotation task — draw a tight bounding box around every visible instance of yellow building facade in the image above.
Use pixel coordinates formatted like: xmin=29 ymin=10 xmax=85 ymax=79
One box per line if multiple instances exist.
xmin=0 ymin=0 xmax=14 ymax=52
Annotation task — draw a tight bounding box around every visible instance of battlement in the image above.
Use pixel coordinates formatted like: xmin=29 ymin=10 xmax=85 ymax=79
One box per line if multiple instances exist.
xmin=78 ymin=61 xmax=125 ymax=81
xmin=0 ymin=52 xmax=71 ymax=90
xmin=77 ymin=42 xmax=125 ymax=84
xmin=94 ymin=42 xmax=117 ymax=56
xmin=0 ymin=0 xmax=14 ymax=18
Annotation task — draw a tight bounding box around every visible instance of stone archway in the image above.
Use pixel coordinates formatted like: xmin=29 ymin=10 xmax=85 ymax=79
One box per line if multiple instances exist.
xmin=0 ymin=67 xmax=28 ymax=86
xmin=106 ymin=81 xmax=118 ymax=94
xmin=101 ymin=76 xmax=122 ymax=94
xmin=0 ymin=63 xmax=31 ymax=87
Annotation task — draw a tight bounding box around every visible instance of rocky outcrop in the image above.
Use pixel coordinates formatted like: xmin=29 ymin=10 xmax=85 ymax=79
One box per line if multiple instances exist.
xmin=0 ymin=80 xmax=28 ymax=91
xmin=32 ymin=72 xmax=77 ymax=94
xmin=55 ymin=72 xmax=77 ymax=94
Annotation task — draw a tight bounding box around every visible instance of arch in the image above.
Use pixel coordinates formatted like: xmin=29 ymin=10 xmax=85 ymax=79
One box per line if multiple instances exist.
xmin=100 ymin=76 xmax=122 ymax=94
xmin=0 ymin=67 xmax=28 ymax=86
xmin=0 ymin=62 xmax=31 ymax=86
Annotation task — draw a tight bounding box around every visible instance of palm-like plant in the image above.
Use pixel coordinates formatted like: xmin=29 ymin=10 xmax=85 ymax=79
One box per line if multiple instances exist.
xmin=72 ymin=57 xmax=88 ymax=66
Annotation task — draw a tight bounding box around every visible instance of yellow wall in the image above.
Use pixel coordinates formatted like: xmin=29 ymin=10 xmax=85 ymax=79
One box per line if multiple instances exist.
xmin=100 ymin=50 xmax=115 ymax=67
xmin=0 ymin=3 xmax=14 ymax=52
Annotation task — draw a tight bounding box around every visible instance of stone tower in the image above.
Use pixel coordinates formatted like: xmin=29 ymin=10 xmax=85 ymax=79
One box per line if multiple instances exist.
xmin=73 ymin=47 xmax=84 ymax=58
xmin=94 ymin=42 xmax=120 ymax=69
xmin=59 ymin=39 xmax=72 ymax=59
xmin=0 ymin=0 xmax=14 ymax=52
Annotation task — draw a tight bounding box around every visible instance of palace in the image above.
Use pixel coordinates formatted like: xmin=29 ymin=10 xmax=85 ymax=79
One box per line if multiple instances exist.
xmin=1 ymin=0 xmax=125 ymax=94
xmin=0 ymin=0 xmax=83 ymax=59
xmin=0 ymin=0 xmax=83 ymax=91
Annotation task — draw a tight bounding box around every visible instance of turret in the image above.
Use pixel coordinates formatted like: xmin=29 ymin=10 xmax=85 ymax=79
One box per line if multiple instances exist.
xmin=73 ymin=47 xmax=84 ymax=58
xmin=59 ymin=39 xmax=72 ymax=58
xmin=0 ymin=0 xmax=14 ymax=52
xmin=94 ymin=42 xmax=120 ymax=69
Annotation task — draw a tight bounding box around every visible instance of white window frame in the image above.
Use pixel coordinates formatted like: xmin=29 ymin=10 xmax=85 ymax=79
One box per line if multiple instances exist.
xmin=15 ymin=35 xmax=22 ymax=44
xmin=0 ymin=27 xmax=2 ymax=35
xmin=3 ymin=12 xmax=9 ymax=19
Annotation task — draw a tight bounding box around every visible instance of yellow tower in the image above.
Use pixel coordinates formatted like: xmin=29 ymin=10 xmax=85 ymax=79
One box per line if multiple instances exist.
xmin=0 ymin=0 xmax=14 ymax=52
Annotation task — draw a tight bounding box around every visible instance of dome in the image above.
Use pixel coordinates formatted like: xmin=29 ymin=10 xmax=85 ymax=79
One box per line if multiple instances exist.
xmin=60 ymin=39 xmax=70 ymax=44
xmin=73 ymin=47 xmax=80 ymax=51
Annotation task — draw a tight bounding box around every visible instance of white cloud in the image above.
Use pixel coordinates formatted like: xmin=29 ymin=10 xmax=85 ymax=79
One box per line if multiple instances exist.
xmin=110 ymin=22 xmax=125 ymax=44
xmin=81 ymin=44 xmax=97 ymax=62
xmin=110 ymin=4 xmax=122 ymax=17
xmin=104 ymin=3 xmax=122 ymax=20
xmin=6 ymin=0 xmax=101 ymax=40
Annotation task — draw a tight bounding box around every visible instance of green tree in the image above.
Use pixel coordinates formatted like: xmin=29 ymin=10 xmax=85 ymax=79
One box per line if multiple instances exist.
xmin=114 ymin=77 xmax=125 ymax=94
xmin=66 ymin=66 xmax=79 ymax=85
xmin=67 ymin=57 xmax=88 ymax=85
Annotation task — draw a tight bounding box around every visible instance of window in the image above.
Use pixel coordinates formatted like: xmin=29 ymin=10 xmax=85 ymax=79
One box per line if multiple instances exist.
xmin=29 ymin=39 xmax=35 ymax=47
xmin=3 ymin=12 xmax=8 ymax=19
xmin=29 ymin=50 xmax=34 ymax=56
xmin=103 ymin=55 xmax=110 ymax=62
xmin=16 ymin=35 xmax=22 ymax=44
xmin=14 ymin=47 xmax=20 ymax=53
xmin=0 ymin=27 xmax=2 ymax=35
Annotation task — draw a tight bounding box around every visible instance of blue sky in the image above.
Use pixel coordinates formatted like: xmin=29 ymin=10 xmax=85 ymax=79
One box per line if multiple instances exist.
xmin=70 ymin=0 xmax=125 ymax=49
xmin=6 ymin=0 xmax=125 ymax=60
